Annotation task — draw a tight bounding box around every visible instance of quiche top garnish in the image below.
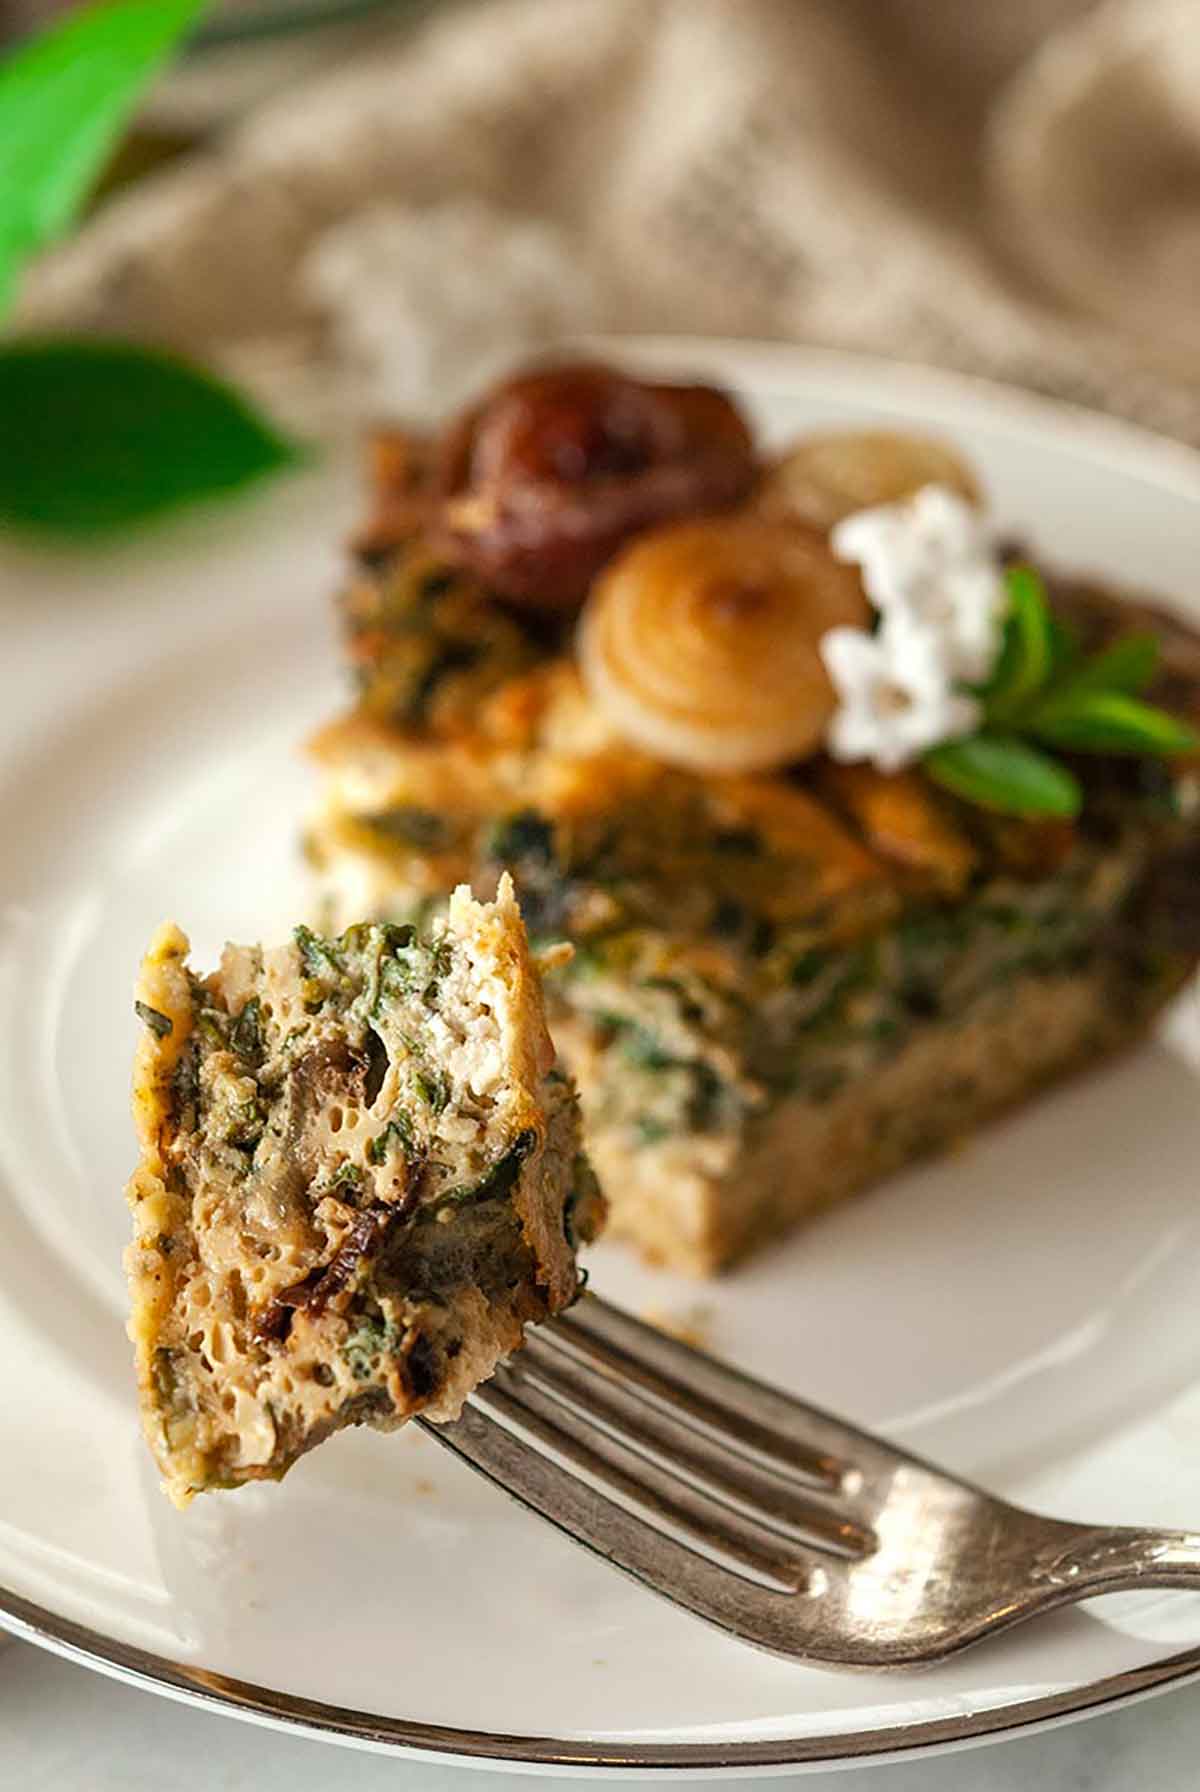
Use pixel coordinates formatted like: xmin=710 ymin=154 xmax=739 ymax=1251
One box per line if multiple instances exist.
xmin=434 ymin=361 xmax=758 ymax=611
xmin=345 ymin=366 xmax=1198 ymax=820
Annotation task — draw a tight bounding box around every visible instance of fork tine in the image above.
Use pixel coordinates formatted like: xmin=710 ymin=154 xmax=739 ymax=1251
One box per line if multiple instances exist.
xmin=471 ymin=1371 xmax=811 ymax=1592
xmin=420 ymin=1283 xmax=916 ymax=1655
xmin=559 ymin=1294 xmax=905 ymax=1489
xmin=422 ymin=1393 xmax=824 ymax=1653
xmin=422 ymin=1294 xmax=1200 ymax=1668
xmin=519 ymin=1333 xmax=875 ymax=1558
xmin=535 ymin=1309 xmax=842 ymax=1495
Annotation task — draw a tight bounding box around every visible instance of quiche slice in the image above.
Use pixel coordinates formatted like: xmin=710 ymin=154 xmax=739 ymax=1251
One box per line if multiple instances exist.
xmin=307 ymin=371 xmax=1200 ymax=1277
xmin=124 ymin=878 xmax=603 ymax=1505
xmin=306 ymin=585 xmax=1200 ymax=1277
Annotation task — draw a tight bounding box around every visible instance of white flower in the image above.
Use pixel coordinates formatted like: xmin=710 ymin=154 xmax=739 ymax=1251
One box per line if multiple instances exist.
xmin=820 ymin=617 xmax=982 ymax=773
xmin=831 ymin=485 xmax=1006 ymax=682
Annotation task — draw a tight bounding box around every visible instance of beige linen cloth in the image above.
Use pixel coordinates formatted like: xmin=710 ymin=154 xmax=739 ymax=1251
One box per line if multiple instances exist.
xmin=17 ymin=0 xmax=1200 ymax=439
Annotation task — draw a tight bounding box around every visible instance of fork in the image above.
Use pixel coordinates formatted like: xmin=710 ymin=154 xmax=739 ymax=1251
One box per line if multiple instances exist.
xmin=420 ymin=1291 xmax=1200 ymax=1669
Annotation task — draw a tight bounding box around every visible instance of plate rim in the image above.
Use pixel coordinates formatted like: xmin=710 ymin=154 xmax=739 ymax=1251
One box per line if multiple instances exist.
xmin=5 ymin=1586 xmax=1200 ymax=1775
xmin=8 ymin=333 xmax=1200 ymax=1774
xmin=582 ymin=332 xmax=1200 ymax=502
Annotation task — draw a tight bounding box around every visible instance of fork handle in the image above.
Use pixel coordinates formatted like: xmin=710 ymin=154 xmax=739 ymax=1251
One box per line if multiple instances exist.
xmin=1030 ymin=1525 xmax=1200 ymax=1599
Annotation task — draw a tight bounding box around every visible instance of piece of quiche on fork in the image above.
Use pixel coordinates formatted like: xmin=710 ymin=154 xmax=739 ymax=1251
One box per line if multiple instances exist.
xmin=125 ymin=878 xmax=603 ymax=1505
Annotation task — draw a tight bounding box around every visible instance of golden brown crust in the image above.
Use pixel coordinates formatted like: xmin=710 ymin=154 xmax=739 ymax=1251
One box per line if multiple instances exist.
xmin=448 ymin=877 xmax=579 ymax=1312
xmin=126 ymin=924 xmax=197 ymax=1475
xmin=814 ymin=763 xmax=978 ymax=897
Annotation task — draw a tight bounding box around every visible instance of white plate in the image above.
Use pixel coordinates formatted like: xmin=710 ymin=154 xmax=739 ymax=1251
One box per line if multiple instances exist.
xmin=3 ymin=339 xmax=1200 ymax=1778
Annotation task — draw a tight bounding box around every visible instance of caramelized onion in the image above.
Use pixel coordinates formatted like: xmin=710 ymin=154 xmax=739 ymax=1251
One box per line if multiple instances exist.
xmin=757 ymin=430 xmax=980 ymax=532
xmin=578 ymin=517 xmax=869 ymax=774
xmin=435 ymin=362 xmax=757 ymax=611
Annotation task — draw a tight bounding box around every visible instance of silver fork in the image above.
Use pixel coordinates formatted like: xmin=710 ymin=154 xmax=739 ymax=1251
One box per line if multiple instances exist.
xmin=421 ymin=1291 xmax=1200 ymax=1669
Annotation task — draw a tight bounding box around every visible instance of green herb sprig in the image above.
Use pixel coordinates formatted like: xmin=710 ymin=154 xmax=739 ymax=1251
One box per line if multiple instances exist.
xmin=924 ymin=566 xmax=1199 ymax=819
xmin=0 ymin=0 xmax=302 ymax=538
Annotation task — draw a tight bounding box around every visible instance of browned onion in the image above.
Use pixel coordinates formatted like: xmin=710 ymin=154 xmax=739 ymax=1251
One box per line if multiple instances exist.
xmin=578 ymin=516 xmax=869 ymax=774
xmin=757 ymin=430 xmax=980 ymax=532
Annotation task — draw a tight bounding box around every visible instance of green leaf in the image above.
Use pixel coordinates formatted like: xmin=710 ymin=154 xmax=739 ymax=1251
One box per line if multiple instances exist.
xmin=983 ymin=565 xmax=1055 ymax=722
xmin=1046 ymin=614 xmax=1081 ymax=680
xmin=0 ymin=337 xmax=302 ymax=534
xmin=0 ymin=0 xmax=208 ymax=313
xmin=1030 ymin=690 xmax=1200 ymax=757
xmin=925 ymin=734 xmax=1082 ymax=819
xmin=1044 ymin=633 xmax=1160 ymax=703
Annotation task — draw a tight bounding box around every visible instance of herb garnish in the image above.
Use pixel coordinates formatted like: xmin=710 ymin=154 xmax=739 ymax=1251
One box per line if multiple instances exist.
xmin=925 ymin=567 xmax=1199 ymax=818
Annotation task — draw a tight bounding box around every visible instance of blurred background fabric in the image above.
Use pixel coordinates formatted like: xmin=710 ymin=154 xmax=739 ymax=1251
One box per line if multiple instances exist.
xmin=15 ymin=0 xmax=1200 ymax=439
